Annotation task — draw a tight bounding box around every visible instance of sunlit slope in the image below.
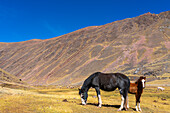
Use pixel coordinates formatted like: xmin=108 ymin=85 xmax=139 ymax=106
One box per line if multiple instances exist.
xmin=0 ymin=11 xmax=169 ymax=85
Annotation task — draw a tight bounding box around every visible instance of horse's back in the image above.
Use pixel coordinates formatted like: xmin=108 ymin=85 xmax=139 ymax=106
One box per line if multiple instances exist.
xmin=129 ymin=82 xmax=137 ymax=94
xmin=92 ymin=72 xmax=130 ymax=91
xmin=97 ymin=72 xmax=130 ymax=84
xmin=114 ymin=73 xmax=130 ymax=81
xmin=113 ymin=73 xmax=130 ymax=89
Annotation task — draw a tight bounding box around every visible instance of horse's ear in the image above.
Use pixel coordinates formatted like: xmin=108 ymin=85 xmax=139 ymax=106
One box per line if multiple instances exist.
xmin=140 ymin=76 xmax=145 ymax=80
xmin=141 ymin=76 xmax=146 ymax=79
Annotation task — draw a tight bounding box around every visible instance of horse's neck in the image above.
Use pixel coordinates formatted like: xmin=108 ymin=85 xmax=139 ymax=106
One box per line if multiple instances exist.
xmin=82 ymin=77 xmax=92 ymax=92
xmin=137 ymin=81 xmax=143 ymax=91
xmin=136 ymin=79 xmax=141 ymax=85
xmin=81 ymin=84 xmax=91 ymax=92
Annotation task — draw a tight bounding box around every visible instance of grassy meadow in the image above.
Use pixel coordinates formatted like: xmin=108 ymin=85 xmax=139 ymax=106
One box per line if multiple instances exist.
xmin=0 ymin=84 xmax=170 ymax=113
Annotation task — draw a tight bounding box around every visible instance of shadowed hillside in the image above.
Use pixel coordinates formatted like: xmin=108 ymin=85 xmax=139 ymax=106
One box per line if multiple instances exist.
xmin=0 ymin=68 xmax=23 ymax=84
xmin=0 ymin=11 xmax=169 ymax=85
xmin=0 ymin=68 xmax=29 ymax=89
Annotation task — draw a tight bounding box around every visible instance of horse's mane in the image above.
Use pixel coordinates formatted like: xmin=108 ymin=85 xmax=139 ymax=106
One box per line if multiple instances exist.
xmin=135 ymin=78 xmax=141 ymax=84
xmin=81 ymin=72 xmax=101 ymax=90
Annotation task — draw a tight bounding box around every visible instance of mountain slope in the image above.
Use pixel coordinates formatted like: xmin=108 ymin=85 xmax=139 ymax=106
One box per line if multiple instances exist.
xmin=0 ymin=68 xmax=24 ymax=84
xmin=0 ymin=11 xmax=169 ymax=85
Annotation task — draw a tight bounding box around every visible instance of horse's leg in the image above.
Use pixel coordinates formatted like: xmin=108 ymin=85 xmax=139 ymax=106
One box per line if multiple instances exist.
xmin=135 ymin=93 xmax=139 ymax=111
xmin=126 ymin=95 xmax=129 ymax=109
xmin=95 ymin=87 xmax=102 ymax=107
xmin=138 ymin=95 xmax=142 ymax=111
xmin=135 ymin=93 xmax=142 ymax=111
xmin=118 ymin=89 xmax=127 ymax=111
xmin=118 ymin=94 xmax=125 ymax=111
xmin=123 ymin=90 xmax=128 ymax=110
xmin=123 ymin=95 xmax=127 ymax=110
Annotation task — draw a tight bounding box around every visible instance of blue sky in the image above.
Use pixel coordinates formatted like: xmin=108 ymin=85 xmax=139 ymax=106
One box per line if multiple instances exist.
xmin=0 ymin=0 xmax=169 ymax=42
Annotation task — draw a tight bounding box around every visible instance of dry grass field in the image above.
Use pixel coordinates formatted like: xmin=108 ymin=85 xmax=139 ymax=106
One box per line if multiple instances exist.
xmin=0 ymin=11 xmax=169 ymax=113
xmin=0 ymin=84 xmax=170 ymax=113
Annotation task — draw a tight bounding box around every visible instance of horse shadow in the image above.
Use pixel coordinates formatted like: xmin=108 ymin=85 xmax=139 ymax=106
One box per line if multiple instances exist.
xmin=77 ymin=103 xmax=120 ymax=109
xmin=87 ymin=103 xmax=120 ymax=108
xmin=131 ymin=108 xmax=136 ymax=111
xmin=79 ymin=103 xmax=136 ymax=111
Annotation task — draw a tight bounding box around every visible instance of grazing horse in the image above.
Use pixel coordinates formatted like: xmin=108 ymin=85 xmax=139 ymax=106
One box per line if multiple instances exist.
xmin=128 ymin=76 xmax=146 ymax=111
xmin=79 ymin=72 xmax=130 ymax=111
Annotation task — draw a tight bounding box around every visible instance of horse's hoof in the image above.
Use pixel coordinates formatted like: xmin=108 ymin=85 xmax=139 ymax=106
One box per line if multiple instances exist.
xmin=82 ymin=102 xmax=86 ymax=105
xmin=136 ymin=107 xmax=139 ymax=111
xmin=117 ymin=108 xmax=122 ymax=111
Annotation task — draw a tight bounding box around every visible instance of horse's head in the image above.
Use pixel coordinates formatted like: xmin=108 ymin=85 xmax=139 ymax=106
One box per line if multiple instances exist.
xmin=140 ymin=76 xmax=146 ymax=88
xmin=78 ymin=88 xmax=88 ymax=105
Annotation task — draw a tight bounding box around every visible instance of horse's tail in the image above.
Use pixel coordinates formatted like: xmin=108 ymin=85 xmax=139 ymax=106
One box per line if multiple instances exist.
xmin=127 ymin=78 xmax=130 ymax=91
xmin=125 ymin=77 xmax=130 ymax=110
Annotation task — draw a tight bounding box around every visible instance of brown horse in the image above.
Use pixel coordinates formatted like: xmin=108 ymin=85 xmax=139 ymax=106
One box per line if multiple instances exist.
xmin=128 ymin=76 xmax=146 ymax=111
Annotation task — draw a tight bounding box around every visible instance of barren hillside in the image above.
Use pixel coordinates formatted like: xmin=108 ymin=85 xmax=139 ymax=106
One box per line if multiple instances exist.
xmin=0 ymin=11 xmax=169 ymax=85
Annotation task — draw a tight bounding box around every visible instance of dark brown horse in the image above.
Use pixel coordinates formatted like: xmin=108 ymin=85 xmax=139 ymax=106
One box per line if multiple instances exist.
xmin=79 ymin=72 xmax=130 ymax=111
xmin=128 ymin=76 xmax=146 ymax=111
